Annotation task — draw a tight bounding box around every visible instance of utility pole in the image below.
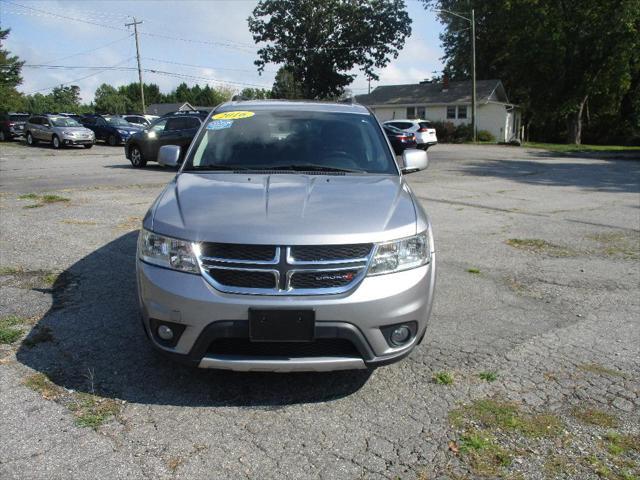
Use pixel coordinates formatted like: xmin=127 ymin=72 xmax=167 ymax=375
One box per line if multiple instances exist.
xmin=368 ymin=76 xmax=371 ymax=94
xmin=471 ymin=8 xmax=477 ymax=142
xmin=125 ymin=17 xmax=146 ymax=114
xmin=434 ymin=8 xmax=477 ymax=142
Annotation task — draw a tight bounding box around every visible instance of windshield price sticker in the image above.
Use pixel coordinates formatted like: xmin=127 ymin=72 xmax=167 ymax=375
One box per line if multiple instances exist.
xmin=207 ymin=119 xmax=234 ymax=130
xmin=212 ymin=111 xmax=255 ymax=120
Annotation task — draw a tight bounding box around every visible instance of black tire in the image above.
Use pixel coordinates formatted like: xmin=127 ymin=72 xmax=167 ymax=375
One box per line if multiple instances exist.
xmin=129 ymin=145 xmax=147 ymax=168
xmin=26 ymin=132 xmax=37 ymax=146
xmin=52 ymin=135 xmax=61 ymax=149
xmin=0 ymin=130 xmax=6 ymax=142
xmin=83 ymin=144 xmax=93 ymax=149
xmin=107 ymin=134 xmax=118 ymax=146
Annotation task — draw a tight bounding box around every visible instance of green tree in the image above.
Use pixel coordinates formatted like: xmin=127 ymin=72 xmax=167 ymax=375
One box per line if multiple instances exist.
xmin=94 ymin=84 xmax=129 ymax=114
xmin=271 ymin=66 xmax=303 ymax=99
xmin=51 ymin=85 xmax=81 ymax=111
xmin=0 ymin=28 xmax=25 ymax=112
xmin=240 ymin=87 xmax=272 ymax=100
xmin=422 ymin=0 xmax=640 ymax=144
xmin=248 ymin=0 xmax=412 ymax=99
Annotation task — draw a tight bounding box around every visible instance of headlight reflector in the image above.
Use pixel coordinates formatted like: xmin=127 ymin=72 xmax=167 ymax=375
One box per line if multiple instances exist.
xmin=368 ymin=232 xmax=430 ymax=276
xmin=138 ymin=229 xmax=199 ymax=273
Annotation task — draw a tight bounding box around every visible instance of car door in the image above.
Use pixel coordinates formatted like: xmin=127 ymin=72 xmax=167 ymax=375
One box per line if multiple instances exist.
xmin=141 ymin=118 xmax=168 ymax=160
xmin=178 ymin=117 xmax=201 ymax=156
xmin=27 ymin=117 xmax=41 ymax=139
xmin=94 ymin=117 xmax=110 ymax=141
xmin=159 ymin=117 xmax=185 ymax=151
xmin=41 ymin=118 xmax=54 ymax=141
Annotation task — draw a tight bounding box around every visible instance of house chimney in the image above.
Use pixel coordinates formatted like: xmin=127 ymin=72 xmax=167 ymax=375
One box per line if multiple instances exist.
xmin=442 ymin=74 xmax=449 ymax=91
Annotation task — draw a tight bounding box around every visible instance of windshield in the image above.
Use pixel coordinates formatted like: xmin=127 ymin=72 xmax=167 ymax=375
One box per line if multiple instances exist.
xmin=50 ymin=117 xmax=81 ymax=127
xmin=105 ymin=116 xmax=130 ymax=126
xmin=185 ymin=109 xmax=396 ymax=174
xmin=10 ymin=114 xmax=29 ymax=122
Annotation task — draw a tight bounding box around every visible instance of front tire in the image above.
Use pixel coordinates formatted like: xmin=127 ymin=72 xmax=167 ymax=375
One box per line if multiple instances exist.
xmin=107 ymin=134 xmax=118 ymax=146
xmin=129 ymin=145 xmax=147 ymax=168
xmin=52 ymin=135 xmax=61 ymax=149
xmin=0 ymin=130 xmax=6 ymax=142
xmin=26 ymin=132 xmax=37 ymax=146
xmin=84 ymin=144 xmax=93 ymax=149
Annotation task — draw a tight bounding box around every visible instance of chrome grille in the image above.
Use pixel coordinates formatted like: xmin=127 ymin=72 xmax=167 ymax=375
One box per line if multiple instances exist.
xmin=198 ymin=243 xmax=373 ymax=295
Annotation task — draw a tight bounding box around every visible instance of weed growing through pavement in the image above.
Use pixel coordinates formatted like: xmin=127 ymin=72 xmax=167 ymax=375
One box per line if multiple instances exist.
xmin=18 ymin=193 xmax=70 ymax=208
xmin=479 ymin=371 xmax=498 ymax=382
xmin=0 ymin=315 xmax=26 ymax=344
xmin=467 ymin=268 xmax=481 ymax=274
xmin=506 ymin=238 xmax=577 ymax=257
xmin=433 ymin=372 xmax=454 ymax=385
xmin=571 ymin=407 xmax=620 ymax=428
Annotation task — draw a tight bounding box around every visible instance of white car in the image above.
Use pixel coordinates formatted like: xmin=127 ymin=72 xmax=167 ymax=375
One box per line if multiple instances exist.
xmin=383 ymin=119 xmax=437 ymax=150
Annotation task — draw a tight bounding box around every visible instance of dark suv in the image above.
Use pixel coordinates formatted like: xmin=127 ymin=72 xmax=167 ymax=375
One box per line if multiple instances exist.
xmin=80 ymin=114 xmax=143 ymax=146
xmin=0 ymin=112 xmax=29 ymax=141
xmin=125 ymin=110 xmax=208 ymax=168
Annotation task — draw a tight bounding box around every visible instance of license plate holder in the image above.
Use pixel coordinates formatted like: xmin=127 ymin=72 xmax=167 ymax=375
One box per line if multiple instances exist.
xmin=249 ymin=309 xmax=315 ymax=342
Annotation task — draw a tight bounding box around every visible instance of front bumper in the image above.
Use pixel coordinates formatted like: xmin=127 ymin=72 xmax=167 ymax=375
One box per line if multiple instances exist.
xmin=62 ymin=137 xmax=94 ymax=145
xmin=137 ymin=255 xmax=436 ymax=372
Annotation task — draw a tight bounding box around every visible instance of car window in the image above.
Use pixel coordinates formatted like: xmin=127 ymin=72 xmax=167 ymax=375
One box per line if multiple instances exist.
xmin=50 ymin=117 xmax=81 ymax=127
xmin=183 ymin=117 xmax=201 ymax=129
xmin=10 ymin=114 xmax=29 ymax=122
xmin=29 ymin=117 xmax=40 ymax=125
xmin=96 ymin=118 xmax=108 ymax=126
xmin=104 ymin=116 xmax=129 ymax=126
xmin=82 ymin=117 xmax=96 ymax=125
xmin=186 ymin=110 xmax=397 ymax=175
xmin=165 ymin=118 xmax=184 ymax=131
xmin=149 ymin=119 xmax=167 ymax=133
xmin=419 ymin=121 xmax=433 ymax=129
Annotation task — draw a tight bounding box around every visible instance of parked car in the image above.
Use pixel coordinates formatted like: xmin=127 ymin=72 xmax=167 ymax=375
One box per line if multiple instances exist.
xmin=25 ymin=114 xmax=95 ymax=149
xmin=124 ymin=115 xmax=151 ymax=127
xmin=383 ymin=124 xmax=418 ymax=155
xmin=125 ymin=110 xmax=208 ymax=168
xmin=137 ymin=100 xmax=435 ymax=372
xmin=0 ymin=112 xmax=29 ymax=141
xmin=80 ymin=114 xmax=143 ymax=146
xmin=383 ymin=119 xmax=438 ymax=150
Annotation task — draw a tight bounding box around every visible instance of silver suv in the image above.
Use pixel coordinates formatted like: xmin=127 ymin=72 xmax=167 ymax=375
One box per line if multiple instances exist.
xmin=137 ymin=101 xmax=436 ymax=372
xmin=26 ymin=114 xmax=95 ymax=149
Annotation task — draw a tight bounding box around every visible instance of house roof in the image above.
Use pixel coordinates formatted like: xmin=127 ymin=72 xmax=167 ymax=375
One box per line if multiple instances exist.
xmin=355 ymin=79 xmax=509 ymax=106
xmin=146 ymin=102 xmax=195 ymax=116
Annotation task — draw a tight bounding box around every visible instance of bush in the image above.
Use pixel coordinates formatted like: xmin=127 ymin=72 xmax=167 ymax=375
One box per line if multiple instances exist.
xmin=431 ymin=121 xmax=476 ymax=143
xmin=477 ymin=130 xmax=496 ymax=142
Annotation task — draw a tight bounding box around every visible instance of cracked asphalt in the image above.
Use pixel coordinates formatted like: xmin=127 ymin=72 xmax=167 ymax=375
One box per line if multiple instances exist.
xmin=1 ymin=142 xmax=638 ymax=479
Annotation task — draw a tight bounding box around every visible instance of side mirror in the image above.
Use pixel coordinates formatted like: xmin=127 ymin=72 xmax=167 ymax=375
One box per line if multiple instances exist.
xmin=401 ymin=149 xmax=428 ymax=174
xmin=158 ymin=145 xmax=181 ymax=167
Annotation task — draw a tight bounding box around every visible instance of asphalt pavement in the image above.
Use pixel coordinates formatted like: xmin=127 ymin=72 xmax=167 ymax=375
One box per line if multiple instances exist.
xmin=1 ymin=141 xmax=638 ymax=479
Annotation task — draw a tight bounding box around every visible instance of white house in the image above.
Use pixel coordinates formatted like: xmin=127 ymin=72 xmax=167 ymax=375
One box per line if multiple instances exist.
xmin=356 ymin=78 xmax=521 ymax=143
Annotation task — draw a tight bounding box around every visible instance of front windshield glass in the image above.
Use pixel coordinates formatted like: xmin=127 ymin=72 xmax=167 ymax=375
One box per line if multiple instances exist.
xmin=105 ymin=116 xmax=130 ymax=126
xmin=50 ymin=117 xmax=81 ymax=127
xmin=185 ymin=109 xmax=397 ymax=174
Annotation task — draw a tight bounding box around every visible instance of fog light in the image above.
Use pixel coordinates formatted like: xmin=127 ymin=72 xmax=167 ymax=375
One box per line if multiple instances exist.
xmin=390 ymin=326 xmax=411 ymax=346
xmin=157 ymin=325 xmax=174 ymax=341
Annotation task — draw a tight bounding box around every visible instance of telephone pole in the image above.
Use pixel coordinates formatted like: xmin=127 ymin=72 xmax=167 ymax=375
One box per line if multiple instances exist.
xmin=125 ymin=17 xmax=146 ymax=114
xmin=471 ymin=8 xmax=477 ymax=142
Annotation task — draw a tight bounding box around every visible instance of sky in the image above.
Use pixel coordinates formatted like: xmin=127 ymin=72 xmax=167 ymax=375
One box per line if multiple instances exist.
xmin=1 ymin=0 xmax=445 ymax=103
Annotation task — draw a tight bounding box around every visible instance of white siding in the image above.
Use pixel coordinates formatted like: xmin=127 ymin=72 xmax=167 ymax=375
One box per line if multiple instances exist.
xmin=370 ymin=102 xmax=518 ymax=143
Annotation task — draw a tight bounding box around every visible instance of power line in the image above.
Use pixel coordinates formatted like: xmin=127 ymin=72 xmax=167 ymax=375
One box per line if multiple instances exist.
xmin=143 ymin=57 xmax=276 ymax=74
xmin=40 ymin=35 xmax=134 ymax=65
xmin=25 ymin=57 xmax=135 ymax=94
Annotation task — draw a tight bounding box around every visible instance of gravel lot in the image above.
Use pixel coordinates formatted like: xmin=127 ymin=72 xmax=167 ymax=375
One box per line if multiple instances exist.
xmin=1 ymin=141 xmax=639 ymax=479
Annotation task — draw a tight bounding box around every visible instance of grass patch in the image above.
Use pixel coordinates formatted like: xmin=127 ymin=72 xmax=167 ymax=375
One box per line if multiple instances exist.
xmin=578 ymin=363 xmax=627 ymax=379
xmin=23 ymin=325 xmax=54 ymax=347
xmin=506 ymin=238 xmax=576 ymax=257
xmin=457 ymin=430 xmax=511 ymax=476
xmin=572 ymin=407 xmax=620 ymax=428
xmin=450 ymin=399 xmax=563 ymax=438
xmin=41 ymin=272 xmax=58 ymax=287
xmin=604 ymin=432 xmax=640 ymax=456
xmin=467 ymin=267 xmax=481 ymax=274
xmin=0 ymin=266 xmax=25 ymax=275
xmin=0 ymin=315 xmax=25 ymax=344
xmin=479 ymin=371 xmax=498 ymax=382
xmin=69 ymin=393 xmax=121 ymax=429
xmin=18 ymin=193 xmax=70 ymax=208
xmin=544 ymin=455 xmax=577 ymax=477
xmin=587 ymin=232 xmax=640 ymax=260
xmin=24 ymin=373 xmax=64 ymax=400
xmin=18 ymin=193 xmax=39 ymax=200
xmin=524 ymin=142 xmax=640 ymax=153
xmin=433 ymin=371 xmax=454 ymax=385
xmin=61 ymin=219 xmax=98 ymax=226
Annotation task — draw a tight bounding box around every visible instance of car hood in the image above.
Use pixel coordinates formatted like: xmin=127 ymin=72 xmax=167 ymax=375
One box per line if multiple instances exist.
xmin=56 ymin=126 xmax=93 ymax=133
xmin=149 ymin=173 xmax=418 ymax=244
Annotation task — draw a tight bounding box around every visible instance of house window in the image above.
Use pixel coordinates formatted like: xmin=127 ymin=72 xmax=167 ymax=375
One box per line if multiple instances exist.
xmin=417 ymin=107 xmax=426 ymax=119
xmin=457 ymin=105 xmax=467 ymax=119
xmin=406 ymin=107 xmax=416 ymax=119
xmin=446 ymin=106 xmax=456 ymax=119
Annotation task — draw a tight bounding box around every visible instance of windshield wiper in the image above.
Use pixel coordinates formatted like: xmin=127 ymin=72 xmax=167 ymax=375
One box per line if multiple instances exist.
xmin=268 ymin=164 xmax=363 ymax=173
xmin=185 ymin=165 xmax=252 ymax=171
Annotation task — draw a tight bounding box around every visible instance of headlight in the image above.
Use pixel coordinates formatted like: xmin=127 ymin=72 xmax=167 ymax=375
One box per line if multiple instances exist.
xmin=368 ymin=232 xmax=430 ymax=276
xmin=138 ymin=229 xmax=199 ymax=274
xmin=117 ymin=129 xmax=128 ymax=135
xmin=62 ymin=130 xmax=75 ymax=136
